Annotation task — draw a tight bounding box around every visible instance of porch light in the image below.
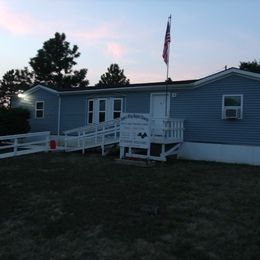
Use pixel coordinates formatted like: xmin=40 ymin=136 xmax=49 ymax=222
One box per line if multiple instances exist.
xmin=18 ymin=93 xmax=25 ymax=98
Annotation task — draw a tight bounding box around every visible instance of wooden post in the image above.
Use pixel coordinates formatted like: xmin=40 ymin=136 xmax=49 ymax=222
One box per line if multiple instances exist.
xmin=161 ymin=143 xmax=165 ymax=160
xmin=82 ymin=134 xmax=85 ymax=154
xmin=45 ymin=133 xmax=50 ymax=152
xmin=101 ymin=124 xmax=105 ymax=155
xmin=120 ymin=146 xmax=125 ymax=159
xmin=13 ymin=138 xmax=18 ymax=156
xmin=147 ymin=143 xmax=151 ymax=160
xmin=95 ymin=125 xmax=98 ymax=144
xmin=114 ymin=121 xmax=117 ymax=140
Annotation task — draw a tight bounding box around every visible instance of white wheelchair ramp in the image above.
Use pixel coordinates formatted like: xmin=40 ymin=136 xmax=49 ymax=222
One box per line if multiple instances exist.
xmin=63 ymin=118 xmax=120 ymax=155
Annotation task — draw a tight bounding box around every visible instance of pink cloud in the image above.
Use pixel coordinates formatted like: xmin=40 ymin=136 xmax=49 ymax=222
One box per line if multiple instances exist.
xmin=74 ymin=25 xmax=115 ymax=42
xmin=105 ymin=42 xmax=125 ymax=59
xmin=127 ymin=71 xmax=165 ymax=83
xmin=0 ymin=1 xmax=48 ymax=35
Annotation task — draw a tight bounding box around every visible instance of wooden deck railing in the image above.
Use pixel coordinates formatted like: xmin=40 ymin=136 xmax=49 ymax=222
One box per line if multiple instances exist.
xmin=151 ymin=118 xmax=184 ymax=143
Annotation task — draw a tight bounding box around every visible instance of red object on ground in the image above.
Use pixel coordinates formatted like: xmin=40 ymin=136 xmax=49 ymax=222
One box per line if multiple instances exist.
xmin=50 ymin=140 xmax=56 ymax=150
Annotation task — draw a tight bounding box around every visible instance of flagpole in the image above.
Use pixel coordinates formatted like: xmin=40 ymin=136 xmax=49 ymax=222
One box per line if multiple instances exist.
xmin=166 ymin=15 xmax=171 ymax=81
xmin=165 ymin=15 xmax=171 ymax=117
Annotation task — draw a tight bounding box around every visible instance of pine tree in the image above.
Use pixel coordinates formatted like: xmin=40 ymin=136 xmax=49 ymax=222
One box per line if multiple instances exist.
xmin=239 ymin=60 xmax=260 ymax=74
xmin=0 ymin=67 xmax=33 ymax=107
xmin=96 ymin=64 xmax=130 ymax=87
xmin=29 ymin=32 xmax=89 ymax=88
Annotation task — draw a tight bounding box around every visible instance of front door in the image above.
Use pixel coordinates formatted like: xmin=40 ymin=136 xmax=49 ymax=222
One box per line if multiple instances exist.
xmin=151 ymin=93 xmax=170 ymax=136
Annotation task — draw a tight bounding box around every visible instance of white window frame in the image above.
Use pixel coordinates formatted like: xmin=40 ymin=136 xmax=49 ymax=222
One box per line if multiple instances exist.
xmin=35 ymin=101 xmax=44 ymax=119
xmin=86 ymin=97 xmax=124 ymax=124
xmin=98 ymin=98 xmax=107 ymax=123
xmin=112 ymin=98 xmax=123 ymax=119
xmin=87 ymin=99 xmax=94 ymax=124
xmin=222 ymin=94 xmax=243 ymax=120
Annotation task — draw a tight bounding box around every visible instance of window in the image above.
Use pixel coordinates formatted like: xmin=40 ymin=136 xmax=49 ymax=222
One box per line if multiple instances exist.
xmin=87 ymin=99 xmax=94 ymax=124
xmin=113 ymin=98 xmax=122 ymax=119
xmin=35 ymin=101 xmax=44 ymax=119
xmin=86 ymin=97 xmax=123 ymax=124
xmin=98 ymin=99 xmax=106 ymax=122
xmin=222 ymin=95 xmax=243 ymax=119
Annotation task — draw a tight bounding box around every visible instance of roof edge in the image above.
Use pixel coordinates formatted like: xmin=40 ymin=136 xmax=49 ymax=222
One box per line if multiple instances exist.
xmin=194 ymin=67 xmax=260 ymax=87
xmin=22 ymin=68 xmax=260 ymax=95
xmin=26 ymin=84 xmax=58 ymax=95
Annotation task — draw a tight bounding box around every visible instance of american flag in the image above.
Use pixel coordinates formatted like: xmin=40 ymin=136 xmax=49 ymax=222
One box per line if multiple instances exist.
xmin=162 ymin=18 xmax=171 ymax=65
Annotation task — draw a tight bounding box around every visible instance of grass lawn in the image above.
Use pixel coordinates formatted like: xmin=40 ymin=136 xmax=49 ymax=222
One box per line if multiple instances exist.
xmin=0 ymin=152 xmax=259 ymax=259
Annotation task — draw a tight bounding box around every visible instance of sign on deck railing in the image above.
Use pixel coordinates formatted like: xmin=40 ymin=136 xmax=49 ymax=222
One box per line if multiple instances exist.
xmin=120 ymin=113 xmax=150 ymax=149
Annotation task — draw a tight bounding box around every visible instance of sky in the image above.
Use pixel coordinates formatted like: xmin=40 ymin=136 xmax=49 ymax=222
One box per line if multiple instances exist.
xmin=0 ymin=0 xmax=259 ymax=85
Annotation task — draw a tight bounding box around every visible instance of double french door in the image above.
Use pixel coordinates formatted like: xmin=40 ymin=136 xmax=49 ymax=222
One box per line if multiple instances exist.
xmin=87 ymin=98 xmax=123 ymax=124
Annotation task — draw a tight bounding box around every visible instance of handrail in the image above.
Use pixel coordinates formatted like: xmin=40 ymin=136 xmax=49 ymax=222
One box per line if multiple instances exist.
xmin=0 ymin=131 xmax=50 ymax=159
xmin=64 ymin=118 xmax=120 ymax=135
xmin=150 ymin=118 xmax=184 ymax=140
xmin=64 ymin=117 xmax=184 ymax=152
xmin=0 ymin=131 xmax=50 ymax=141
xmin=66 ymin=125 xmax=120 ymax=141
xmin=64 ymin=118 xmax=121 ymax=153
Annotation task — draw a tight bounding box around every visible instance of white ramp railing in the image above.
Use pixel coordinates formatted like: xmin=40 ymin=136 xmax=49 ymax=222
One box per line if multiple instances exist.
xmin=64 ymin=118 xmax=120 ymax=154
xmin=151 ymin=118 xmax=184 ymax=143
xmin=0 ymin=131 xmax=50 ymax=159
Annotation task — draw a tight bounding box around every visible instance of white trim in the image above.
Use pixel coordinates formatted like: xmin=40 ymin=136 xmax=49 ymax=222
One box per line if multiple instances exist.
xmin=87 ymin=97 xmax=124 ymax=124
xmin=22 ymin=68 xmax=260 ymax=97
xmin=26 ymin=84 xmax=58 ymax=95
xmin=112 ymin=98 xmax=123 ymax=119
xmin=194 ymin=68 xmax=260 ymax=87
xmin=35 ymin=101 xmax=45 ymax=119
xmin=222 ymin=94 xmax=243 ymax=120
xmin=178 ymin=142 xmax=260 ymax=166
xmin=87 ymin=98 xmax=94 ymax=124
xmin=61 ymin=68 xmax=260 ymax=92
xmin=57 ymin=96 xmax=61 ymax=135
xmin=150 ymin=92 xmax=170 ymax=118
xmin=24 ymin=83 xmax=193 ymax=96
xmin=97 ymin=98 xmax=107 ymax=123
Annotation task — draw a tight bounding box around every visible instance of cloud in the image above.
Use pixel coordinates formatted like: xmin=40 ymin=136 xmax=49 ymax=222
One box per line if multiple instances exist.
xmin=0 ymin=2 xmax=31 ymax=34
xmin=74 ymin=25 xmax=115 ymax=42
xmin=0 ymin=1 xmax=49 ymax=35
xmin=127 ymin=71 xmax=165 ymax=83
xmin=105 ymin=42 xmax=125 ymax=59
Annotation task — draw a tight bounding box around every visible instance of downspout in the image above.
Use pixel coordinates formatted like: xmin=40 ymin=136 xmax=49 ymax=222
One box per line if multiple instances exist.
xmin=57 ymin=95 xmax=61 ymax=136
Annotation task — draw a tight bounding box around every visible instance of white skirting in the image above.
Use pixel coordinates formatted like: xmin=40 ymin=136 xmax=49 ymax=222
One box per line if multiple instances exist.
xmin=178 ymin=142 xmax=260 ymax=166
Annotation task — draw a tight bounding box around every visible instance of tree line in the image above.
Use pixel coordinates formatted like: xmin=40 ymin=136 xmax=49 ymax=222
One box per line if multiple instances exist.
xmin=0 ymin=32 xmax=129 ymax=107
xmin=0 ymin=31 xmax=260 ymax=108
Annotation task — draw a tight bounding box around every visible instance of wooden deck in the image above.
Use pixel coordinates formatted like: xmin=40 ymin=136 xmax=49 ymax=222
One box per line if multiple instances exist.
xmin=150 ymin=118 xmax=184 ymax=144
xmin=0 ymin=117 xmax=184 ymax=161
xmin=62 ymin=117 xmax=184 ymax=161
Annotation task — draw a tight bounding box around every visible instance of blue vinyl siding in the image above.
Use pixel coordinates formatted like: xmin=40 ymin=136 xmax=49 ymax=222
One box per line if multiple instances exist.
xmin=171 ymin=75 xmax=260 ymax=145
xmin=16 ymin=89 xmax=59 ymax=134
xmin=13 ymin=72 xmax=260 ymax=147
xmin=60 ymin=95 xmax=87 ymax=131
xmin=125 ymin=92 xmax=151 ymax=113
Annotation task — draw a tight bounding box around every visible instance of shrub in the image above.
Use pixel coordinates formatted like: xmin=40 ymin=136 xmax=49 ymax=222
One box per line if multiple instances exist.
xmin=0 ymin=107 xmax=30 ymax=136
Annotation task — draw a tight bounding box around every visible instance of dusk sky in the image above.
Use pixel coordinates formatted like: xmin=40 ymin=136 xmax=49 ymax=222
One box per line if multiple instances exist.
xmin=0 ymin=0 xmax=259 ymax=85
